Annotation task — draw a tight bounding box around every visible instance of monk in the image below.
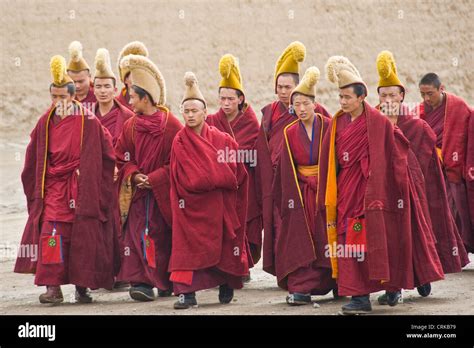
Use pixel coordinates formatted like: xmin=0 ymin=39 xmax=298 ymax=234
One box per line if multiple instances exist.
xmin=116 ymin=41 xmax=149 ymax=110
xmin=320 ymin=56 xmax=444 ymax=314
xmin=273 ymin=67 xmax=335 ymax=306
xmin=206 ymin=54 xmax=261 ymax=271
xmin=255 ymin=41 xmax=331 ymax=277
xmin=115 ymin=54 xmax=182 ymax=301
xmin=67 ymin=41 xmax=96 ymax=110
xmin=169 ymin=72 xmax=249 ymax=309
xmin=418 ymin=73 xmax=474 ymax=254
xmin=14 ymin=55 xmax=117 ymax=304
xmin=376 ymin=51 xmax=458 ymax=305
xmin=93 ymin=48 xmax=133 ymax=145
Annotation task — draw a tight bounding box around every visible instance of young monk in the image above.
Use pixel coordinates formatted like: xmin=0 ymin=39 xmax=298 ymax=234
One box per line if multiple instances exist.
xmin=67 ymin=41 xmax=96 ymax=110
xmin=206 ymin=54 xmax=261 ymax=271
xmin=319 ymin=56 xmax=443 ymax=314
xmin=116 ymin=41 xmax=149 ymax=110
xmin=169 ymin=72 xmax=249 ymax=309
xmin=93 ymin=48 xmax=134 ymax=145
xmin=273 ymin=66 xmax=335 ymax=305
xmin=115 ymin=54 xmax=183 ymax=301
xmin=14 ymin=55 xmax=117 ymax=304
xmin=375 ymin=51 xmax=468 ymax=305
xmin=417 ymin=73 xmax=473 ymax=254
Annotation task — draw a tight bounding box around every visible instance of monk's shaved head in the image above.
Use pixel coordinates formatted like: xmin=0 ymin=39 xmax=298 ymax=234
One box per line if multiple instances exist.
xmin=419 ymin=73 xmax=442 ymax=89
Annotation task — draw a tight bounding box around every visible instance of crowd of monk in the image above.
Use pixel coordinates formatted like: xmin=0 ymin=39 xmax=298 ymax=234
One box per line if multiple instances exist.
xmin=14 ymin=40 xmax=473 ymax=314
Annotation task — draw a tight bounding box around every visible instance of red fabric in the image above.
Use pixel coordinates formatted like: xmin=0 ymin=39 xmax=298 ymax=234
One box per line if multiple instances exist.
xmin=397 ymin=114 xmax=469 ymax=272
xmin=78 ymin=86 xmax=97 ymax=112
xmin=467 ymin=111 xmax=474 ymax=251
xmin=115 ymin=110 xmax=183 ymax=289
xmin=206 ymin=104 xmax=262 ymax=265
xmin=170 ymin=270 xmax=193 ymax=286
xmin=95 ymin=99 xmax=134 ymax=145
xmin=116 ymin=87 xmax=133 ymax=111
xmin=41 ymin=113 xmax=81 ymax=223
xmin=41 ymin=234 xmax=63 ymax=264
xmin=419 ymin=93 xmax=474 ymax=252
xmin=15 ymin=102 xmax=118 ymax=289
xmin=272 ymin=116 xmax=335 ymax=294
xmin=169 ymin=123 xmax=249 ymax=279
xmin=318 ymin=103 xmax=422 ymax=295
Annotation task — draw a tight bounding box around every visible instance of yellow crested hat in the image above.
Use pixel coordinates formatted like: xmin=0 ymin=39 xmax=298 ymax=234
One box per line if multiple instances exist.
xmin=376 ymin=50 xmax=404 ymax=92
xmin=182 ymin=72 xmax=206 ymax=107
xmin=50 ymin=55 xmax=74 ymax=87
xmin=94 ymin=48 xmax=116 ymax=80
xmin=325 ymin=55 xmax=367 ymax=93
xmin=274 ymin=41 xmax=306 ymax=92
xmin=117 ymin=41 xmax=149 ymax=83
xmin=290 ymin=66 xmax=320 ymax=103
xmin=218 ymin=54 xmax=244 ymax=95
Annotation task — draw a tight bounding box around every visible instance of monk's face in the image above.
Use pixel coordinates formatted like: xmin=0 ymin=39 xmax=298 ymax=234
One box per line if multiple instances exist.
xmin=276 ymin=74 xmax=297 ymax=105
xmin=129 ymin=87 xmax=148 ymax=113
xmin=378 ymin=86 xmax=404 ymax=116
xmin=419 ymin=84 xmax=444 ymax=108
xmin=182 ymin=99 xmax=207 ymax=129
xmin=94 ymin=78 xmax=117 ymax=104
xmin=339 ymin=86 xmax=364 ymax=114
xmin=68 ymin=70 xmax=91 ymax=98
xmin=219 ymin=88 xmax=243 ymax=116
xmin=50 ymin=85 xmax=74 ymax=115
xmin=292 ymin=94 xmax=314 ymax=122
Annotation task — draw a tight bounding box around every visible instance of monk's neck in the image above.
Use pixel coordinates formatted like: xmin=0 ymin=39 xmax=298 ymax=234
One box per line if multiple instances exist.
xmin=191 ymin=122 xmax=205 ymax=136
xmin=98 ymin=100 xmax=114 ymax=116
xmin=431 ymin=92 xmax=445 ymax=109
xmin=76 ymin=87 xmax=90 ymax=102
xmin=142 ymin=105 xmax=158 ymax=116
xmin=302 ymin=115 xmax=315 ymax=140
xmin=224 ymin=109 xmax=239 ymax=123
xmin=388 ymin=115 xmax=398 ymax=125
xmin=350 ymin=103 xmax=364 ymax=121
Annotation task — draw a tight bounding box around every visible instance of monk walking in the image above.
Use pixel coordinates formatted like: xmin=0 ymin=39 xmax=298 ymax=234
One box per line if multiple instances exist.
xmin=14 ymin=55 xmax=117 ymax=304
xmin=169 ymin=72 xmax=249 ymax=309
xmin=67 ymin=41 xmax=97 ymax=110
xmin=375 ymin=51 xmax=452 ymax=305
xmin=417 ymin=73 xmax=474 ymax=254
xmin=116 ymin=41 xmax=149 ymax=110
xmin=115 ymin=54 xmax=182 ymax=301
xmin=319 ymin=56 xmax=443 ymax=314
xmin=206 ymin=54 xmax=261 ymax=271
xmin=273 ymin=66 xmax=335 ymax=305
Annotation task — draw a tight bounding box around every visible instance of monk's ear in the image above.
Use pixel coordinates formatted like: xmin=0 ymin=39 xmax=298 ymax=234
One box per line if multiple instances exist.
xmin=439 ymin=84 xmax=445 ymax=92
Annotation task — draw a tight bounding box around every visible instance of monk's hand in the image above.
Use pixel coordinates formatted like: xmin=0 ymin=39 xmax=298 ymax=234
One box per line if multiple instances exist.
xmin=76 ymin=168 xmax=80 ymax=177
xmin=134 ymin=173 xmax=149 ymax=189
xmin=141 ymin=178 xmax=152 ymax=189
xmin=113 ymin=166 xmax=119 ymax=182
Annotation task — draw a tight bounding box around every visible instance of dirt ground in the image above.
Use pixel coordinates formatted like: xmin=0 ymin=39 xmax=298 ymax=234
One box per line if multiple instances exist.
xmin=0 ymin=0 xmax=473 ymax=315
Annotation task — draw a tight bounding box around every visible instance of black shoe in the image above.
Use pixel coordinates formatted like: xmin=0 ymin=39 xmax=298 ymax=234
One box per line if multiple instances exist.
xmin=341 ymin=295 xmax=372 ymax=315
xmin=174 ymin=293 xmax=197 ymax=309
xmin=158 ymin=289 xmax=173 ymax=297
xmin=332 ymin=287 xmax=342 ymax=300
xmin=129 ymin=284 xmax=155 ymax=302
xmin=377 ymin=293 xmax=388 ymax=305
xmin=386 ymin=291 xmax=402 ymax=307
xmin=417 ymin=283 xmax=431 ymax=297
xmin=286 ymin=293 xmax=312 ymax=306
xmin=75 ymin=286 xmax=93 ymax=304
xmin=218 ymin=284 xmax=234 ymax=304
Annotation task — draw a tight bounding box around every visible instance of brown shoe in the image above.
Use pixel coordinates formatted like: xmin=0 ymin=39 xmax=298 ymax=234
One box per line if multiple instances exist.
xmin=39 ymin=286 xmax=64 ymax=304
xmin=75 ymin=286 xmax=93 ymax=304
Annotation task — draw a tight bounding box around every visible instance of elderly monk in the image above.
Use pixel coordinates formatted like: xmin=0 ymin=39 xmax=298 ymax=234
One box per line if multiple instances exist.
xmin=66 ymin=41 xmax=96 ymax=110
xmin=375 ymin=51 xmax=457 ymax=305
xmin=417 ymin=73 xmax=474 ymax=254
xmin=116 ymin=41 xmax=149 ymax=110
xmin=273 ymin=66 xmax=335 ymax=306
xmin=115 ymin=54 xmax=182 ymax=301
xmin=14 ymin=55 xmax=117 ymax=304
xmin=206 ymin=54 xmax=261 ymax=272
xmin=169 ymin=72 xmax=249 ymax=309
xmin=318 ymin=56 xmax=444 ymax=314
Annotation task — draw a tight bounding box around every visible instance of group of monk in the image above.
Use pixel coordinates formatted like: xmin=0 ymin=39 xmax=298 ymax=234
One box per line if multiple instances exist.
xmin=14 ymin=40 xmax=473 ymax=314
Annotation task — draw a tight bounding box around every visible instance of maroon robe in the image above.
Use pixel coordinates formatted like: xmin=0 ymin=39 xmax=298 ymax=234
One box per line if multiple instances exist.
xmin=169 ymin=123 xmax=249 ymax=293
xmin=419 ymin=93 xmax=474 ymax=252
xmin=256 ymin=100 xmax=331 ymax=275
xmin=206 ymin=104 xmax=261 ymax=266
xmin=467 ymin=113 xmax=474 ymax=247
xmin=94 ymin=99 xmax=134 ymax=145
xmin=77 ymin=85 xmax=97 ymax=112
xmin=318 ymin=102 xmax=443 ymax=296
xmin=117 ymin=87 xmax=133 ymax=111
xmin=15 ymin=101 xmax=118 ymax=289
xmin=273 ymin=115 xmax=336 ymax=294
xmin=115 ymin=109 xmax=183 ymax=290
xmin=396 ymin=113 xmax=469 ymax=272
